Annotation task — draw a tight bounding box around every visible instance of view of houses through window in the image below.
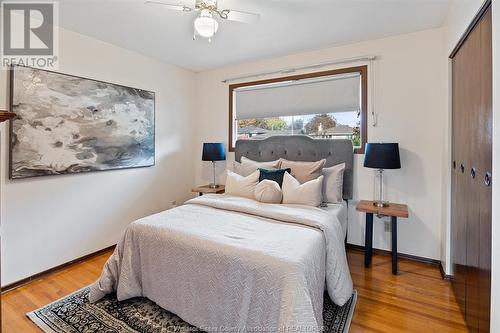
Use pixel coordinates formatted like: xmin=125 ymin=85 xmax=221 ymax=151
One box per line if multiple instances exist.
xmin=237 ymin=110 xmax=361 ymax=148
xmin=230 ymin=66 xmax=367 ymax=152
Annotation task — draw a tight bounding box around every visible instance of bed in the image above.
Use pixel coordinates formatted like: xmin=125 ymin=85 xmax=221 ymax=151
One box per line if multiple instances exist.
xmin=89 ymin=136 xmax=354 ymax=332
xmin=321 ymin=201 xmax=348 ymax=237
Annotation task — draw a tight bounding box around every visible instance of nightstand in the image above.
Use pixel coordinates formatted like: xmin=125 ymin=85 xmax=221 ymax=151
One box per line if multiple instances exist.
xmin=356 ymin=200 xmax=409 ymax=275
xmin=192 ymin=185 xmax=225 ymax=196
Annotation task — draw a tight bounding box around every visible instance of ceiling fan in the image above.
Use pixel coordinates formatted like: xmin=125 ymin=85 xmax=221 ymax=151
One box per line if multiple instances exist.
xmin=145 ymin=0 xmax=261 ymax=42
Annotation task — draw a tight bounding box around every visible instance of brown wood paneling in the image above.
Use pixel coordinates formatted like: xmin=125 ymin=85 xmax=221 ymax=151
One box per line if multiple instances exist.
xmin=478 ymin=8 xmax=492 ymax=333
xmin=450 ymin=4 xmax=492 ymax=332
xmin=451 ymin=32 xmax=467 ymax=320
xmin=464 ymin=20 xmax=481 ymax=333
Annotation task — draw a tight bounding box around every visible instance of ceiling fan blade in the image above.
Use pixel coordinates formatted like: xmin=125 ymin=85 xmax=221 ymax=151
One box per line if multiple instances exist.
xmin=144 ymin=0 xmax=193 ymax=12
xmin=222 ymin=9 xmax=260 ymax=23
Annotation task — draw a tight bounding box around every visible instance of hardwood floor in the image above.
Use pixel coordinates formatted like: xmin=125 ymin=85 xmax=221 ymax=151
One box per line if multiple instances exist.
xmin=2 ymin=252 xmax=110 ymax=333
xmin=347 ymin=250 xmax=467 ymax=333
xmin=1 ymin=249 xmax=468 ymax=333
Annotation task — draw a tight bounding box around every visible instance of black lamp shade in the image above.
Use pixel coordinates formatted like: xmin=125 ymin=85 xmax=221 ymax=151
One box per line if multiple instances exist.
xmin=202 ymin=143 xmax=226 ymax=161
xmin=364 ymin=143 xmax=401 ymax=169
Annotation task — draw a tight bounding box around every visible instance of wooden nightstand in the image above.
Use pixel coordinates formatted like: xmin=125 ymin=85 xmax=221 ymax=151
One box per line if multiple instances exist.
xmin=192 ymin=185 xmax=225 ymax=196
xmin=356 ymin=200 xmax=409 ymax=275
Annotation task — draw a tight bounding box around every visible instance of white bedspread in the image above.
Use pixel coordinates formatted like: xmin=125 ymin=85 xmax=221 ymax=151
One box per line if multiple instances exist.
xmin=320 ymin=202 xmax=348 ymax=237
xmin=89 ymin=194 xmax=353 ymax=332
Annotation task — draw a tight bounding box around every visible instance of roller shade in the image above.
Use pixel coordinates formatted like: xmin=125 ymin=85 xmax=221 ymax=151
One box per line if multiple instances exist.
xmin=234 ymin=72 xmax=361 ymax=120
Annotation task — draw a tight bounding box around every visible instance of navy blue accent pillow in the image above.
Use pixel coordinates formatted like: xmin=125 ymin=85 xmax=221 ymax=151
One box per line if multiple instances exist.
xmin=258 ymin=168 xmax=291 ymax=188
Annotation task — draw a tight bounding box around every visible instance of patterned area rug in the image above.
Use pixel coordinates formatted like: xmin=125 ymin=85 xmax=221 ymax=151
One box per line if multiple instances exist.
xmin=28 ymin=287 xmax=357 ymax=333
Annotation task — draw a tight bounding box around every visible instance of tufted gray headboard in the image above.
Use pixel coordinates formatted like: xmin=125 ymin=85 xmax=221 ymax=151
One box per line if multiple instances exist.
xmin=235 ymin=136 xmax=354 ymax=200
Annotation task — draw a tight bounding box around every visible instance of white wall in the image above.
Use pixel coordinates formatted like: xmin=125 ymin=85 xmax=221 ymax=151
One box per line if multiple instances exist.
xmin=491 ymin=1 xmax=499 ymax=331
xmin=0 ymin=27 xmax=196 ymax=285
xmin=194 ymin=28 xmax=447 ymax=261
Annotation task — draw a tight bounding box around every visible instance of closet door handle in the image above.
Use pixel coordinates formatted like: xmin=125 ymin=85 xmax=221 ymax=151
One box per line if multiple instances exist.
xmin=453 ymin=161 xmax=456 ymax=169
xmin=460 ymin=164 xmax=465 ymax=173
xmin=470 ymin=168 xmax=476 ymax=179
xmin=484 ymin=172 xmax=492 ymax=187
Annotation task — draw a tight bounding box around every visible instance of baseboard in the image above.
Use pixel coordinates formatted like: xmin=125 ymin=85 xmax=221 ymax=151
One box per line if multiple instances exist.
xmin=346 ymin=243 xmax=441 ymax=266
xmin=1 ymin=245 xmax=116 ymax=293
xmin=439 ymin=262 xmax=452 ymax=280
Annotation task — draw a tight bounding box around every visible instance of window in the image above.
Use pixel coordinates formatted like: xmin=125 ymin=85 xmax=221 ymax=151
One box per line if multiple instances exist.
xmin=228 ymin=66 xmax=367 ymax=153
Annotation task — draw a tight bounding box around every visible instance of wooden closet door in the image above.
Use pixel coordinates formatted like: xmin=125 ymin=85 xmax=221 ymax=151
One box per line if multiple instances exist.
xmin=478 ymin=8 xmax=492 ymax=332
xmin=464 ymin=20 xmax=482 ymax=333
xmin=451 ymin=35 xmax=468 ymax=317
xmin=451 ymin=4 xmax=492 ymax=332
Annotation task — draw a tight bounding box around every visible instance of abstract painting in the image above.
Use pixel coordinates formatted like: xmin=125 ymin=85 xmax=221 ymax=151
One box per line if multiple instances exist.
xmin=9 ymin=66 xmax=155 ymax=179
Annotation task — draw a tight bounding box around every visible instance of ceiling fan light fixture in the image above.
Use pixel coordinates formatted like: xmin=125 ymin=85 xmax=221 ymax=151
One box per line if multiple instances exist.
xmin=146 ymin=1 xmax=260 ymax=42
xmin=194 ymin=9 xmax=219 ymax=39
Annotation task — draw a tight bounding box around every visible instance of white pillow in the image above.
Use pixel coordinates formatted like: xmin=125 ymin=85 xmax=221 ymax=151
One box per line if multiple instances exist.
xmin=282 ymin=172 xmax=323 ymax=207
xmin=233 ymin=157 xmax=281 ymax=177
xmin=254 ymin=180 xmax=282 ymax=204
xmin=225 ymin=170 xmax=260 ymax=199
xmin=322 ymin=163 xmax=346 ymax=204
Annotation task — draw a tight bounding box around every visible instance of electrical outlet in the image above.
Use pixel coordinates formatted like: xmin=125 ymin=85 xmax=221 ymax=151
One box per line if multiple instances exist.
xmin=384 ymin=219 xmax=391 ymax=232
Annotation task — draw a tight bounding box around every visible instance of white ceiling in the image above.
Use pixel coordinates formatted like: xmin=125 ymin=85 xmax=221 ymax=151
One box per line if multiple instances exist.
xmin=57 ymin=0 xmax=451 ymax=72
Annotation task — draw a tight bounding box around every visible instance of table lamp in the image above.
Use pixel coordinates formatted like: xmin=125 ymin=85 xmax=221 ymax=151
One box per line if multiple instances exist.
xmin=202 ymin=143 xmax=226 ymax=188
xmin=363 ymin=143 xmax=401 ymax=207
